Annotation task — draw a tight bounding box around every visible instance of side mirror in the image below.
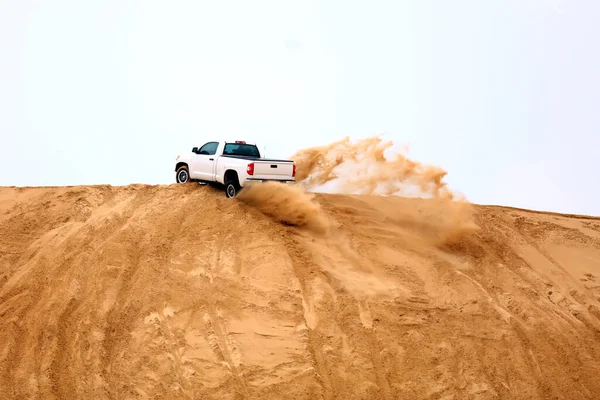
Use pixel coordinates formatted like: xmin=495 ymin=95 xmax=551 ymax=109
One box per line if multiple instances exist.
xmin=192 ymin=147 xmax=198 ymax=153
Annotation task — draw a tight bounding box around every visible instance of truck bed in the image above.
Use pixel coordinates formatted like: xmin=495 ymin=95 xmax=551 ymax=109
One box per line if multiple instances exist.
xmin=220 ymin=155 xmax=294 ymax=163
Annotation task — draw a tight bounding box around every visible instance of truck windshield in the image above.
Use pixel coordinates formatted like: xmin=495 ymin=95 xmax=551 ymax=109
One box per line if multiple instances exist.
xmin=223 ymin=143 xmax=260 ymax=157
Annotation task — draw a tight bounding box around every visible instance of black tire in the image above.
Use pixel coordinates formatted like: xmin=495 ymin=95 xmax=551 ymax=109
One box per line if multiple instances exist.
xmin=225 ymin=178 xmax=240 ymax=198
xmin=176 ymin=165 xmax=190 ymax=183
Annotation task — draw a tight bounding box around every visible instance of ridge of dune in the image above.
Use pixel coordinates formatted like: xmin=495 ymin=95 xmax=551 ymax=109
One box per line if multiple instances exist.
xmin=1 ymin=183 xmax=600 ymax=399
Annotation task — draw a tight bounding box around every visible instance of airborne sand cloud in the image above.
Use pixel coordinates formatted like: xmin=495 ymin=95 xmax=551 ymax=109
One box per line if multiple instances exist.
xmin=237 ymin=181 xmax=330 ymax=234
xmin=240 ymin=136 xmax=477 ymax=245
xmin=291 ymin=136 xmax=461 ymax=200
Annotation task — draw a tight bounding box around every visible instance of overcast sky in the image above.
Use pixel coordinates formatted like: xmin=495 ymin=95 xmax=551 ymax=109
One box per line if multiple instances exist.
xmin=1 ymin=0 xmax=598 ymax=215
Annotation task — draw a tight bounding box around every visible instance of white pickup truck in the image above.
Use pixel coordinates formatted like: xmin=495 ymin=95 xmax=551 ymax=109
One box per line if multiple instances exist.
xmin=174 ymin=140 xmax=296 ymax=197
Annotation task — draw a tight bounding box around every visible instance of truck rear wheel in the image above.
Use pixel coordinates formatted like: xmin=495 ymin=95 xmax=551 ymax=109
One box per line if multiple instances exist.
xmin=176 ymin=165 xmax=190 ymax=183
xmin=225 ymin=179 xmax=240 ymax=198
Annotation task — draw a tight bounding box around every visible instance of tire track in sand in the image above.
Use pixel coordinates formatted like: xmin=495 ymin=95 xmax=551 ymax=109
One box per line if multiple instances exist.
xmin=281 ymin=233 xmax=334 ymax=400
xmin=189 ymin=219 xmax=250 ymax=398
xmin=49 ymin=297 xmax=78 ymax=399
xmin=205 ymin=229 xmax=249 ymax=398
xmin=282 ymin=227 xmax=397 ymax=399
xmin=100 ymin=253 xmax=142 ymax=398
xmin=0 ymin=300 xmax=32 ymax=398
xmin=100 ymin=188 xmax=186 ymax=398
xmin=0 ymin=275 xmax=51 ymax=398
xmin=204 ymin=304 xmax=249 ymax=398
xmin=357 ymin=300 xmax=393 ymax=400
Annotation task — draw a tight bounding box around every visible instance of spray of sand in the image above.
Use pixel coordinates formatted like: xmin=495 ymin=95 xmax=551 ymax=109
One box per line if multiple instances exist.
xmin=237 ymin=181 xmax=330 ymax=234
xmin=291 ymin=136 xmax=459 ymax=200
xmin=239 ymin=136 xmax=477 ymax=243
xmin=289 ymin=136 xmax=478 ymax=242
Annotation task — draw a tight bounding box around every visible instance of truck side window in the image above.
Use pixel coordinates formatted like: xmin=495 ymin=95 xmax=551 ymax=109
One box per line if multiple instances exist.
xmin=198 ymin=142 xmax=218 ymax=155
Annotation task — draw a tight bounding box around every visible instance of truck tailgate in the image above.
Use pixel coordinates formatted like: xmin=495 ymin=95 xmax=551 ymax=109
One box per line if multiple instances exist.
xmin=253 ymin=161 xmax=294 ymax=179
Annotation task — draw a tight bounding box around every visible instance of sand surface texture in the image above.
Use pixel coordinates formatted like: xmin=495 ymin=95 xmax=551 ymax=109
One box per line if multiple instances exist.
xmin=1 ymin=183 xmax=600 ymax=399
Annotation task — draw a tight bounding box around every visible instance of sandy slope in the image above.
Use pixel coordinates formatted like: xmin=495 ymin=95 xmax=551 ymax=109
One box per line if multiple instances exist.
xmin=1 ymin=183 xmax=600 ymax=400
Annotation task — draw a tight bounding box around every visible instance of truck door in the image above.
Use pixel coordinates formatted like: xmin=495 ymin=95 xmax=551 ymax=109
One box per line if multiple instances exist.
xmin=190 ymin=141 xmax=219 ymax=181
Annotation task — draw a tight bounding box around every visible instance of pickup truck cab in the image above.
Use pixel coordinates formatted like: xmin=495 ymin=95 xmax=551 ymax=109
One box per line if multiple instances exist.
xmin=175 ymin=140 xmax=296 ymax=197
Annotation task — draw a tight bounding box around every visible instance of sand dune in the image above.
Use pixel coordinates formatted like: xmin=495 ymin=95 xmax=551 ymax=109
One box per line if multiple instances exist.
xmin=1 ymin=183 xmax=600 ymax=399
xmin=0 ymin=185 xmax=600 ymax=399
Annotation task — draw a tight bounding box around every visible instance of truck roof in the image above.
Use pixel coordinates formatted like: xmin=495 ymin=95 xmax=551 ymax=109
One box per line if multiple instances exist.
xmin=197 ymin=140 xmax=257 ymax=146
xmin=224 ymin=140 xmax=256 ymax=145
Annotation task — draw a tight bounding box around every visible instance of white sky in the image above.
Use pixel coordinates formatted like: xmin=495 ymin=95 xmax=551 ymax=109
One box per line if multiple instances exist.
xmin=1 ymin=0 xmax=598 ymax=215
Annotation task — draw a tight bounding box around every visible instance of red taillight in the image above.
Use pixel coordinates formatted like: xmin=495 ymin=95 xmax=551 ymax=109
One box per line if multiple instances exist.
xmin=292 ymin=164 xmax=296 ymax=177
xmin=247 ymin=163 xmax=254 ymax=176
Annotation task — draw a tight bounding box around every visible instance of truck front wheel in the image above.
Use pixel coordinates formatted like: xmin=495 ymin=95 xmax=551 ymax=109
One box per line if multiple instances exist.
xmin=176 ymin=165 xmax=190 ymax=183
xmin=225 ymin=179 xmax=240 ymax=198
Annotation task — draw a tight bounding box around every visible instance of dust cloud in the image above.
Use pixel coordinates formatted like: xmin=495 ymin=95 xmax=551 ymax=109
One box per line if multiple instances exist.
xmin=240 ymin=136 xmax=477 ymax=243
xmin=396 ymin=197 xmax=480 ymax=247
xmin=237 ymin=181 xmax=330 ymax=233
xmin=291 ymin=136 xmax=459 ymax=200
